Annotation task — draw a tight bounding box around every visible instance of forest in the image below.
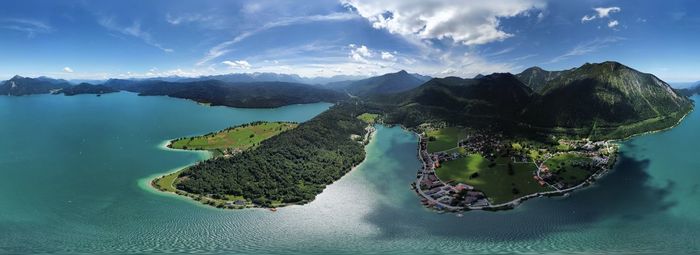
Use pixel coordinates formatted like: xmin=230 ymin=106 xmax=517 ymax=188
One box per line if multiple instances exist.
xmin=176 ymin=102 xmax=369 ymax=206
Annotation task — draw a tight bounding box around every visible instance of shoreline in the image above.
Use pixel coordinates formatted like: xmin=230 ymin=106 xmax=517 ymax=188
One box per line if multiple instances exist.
xmin=409 ymin=128 xmax=623 ymax=213
xmin=148 ymin=123 xmax=378 ymax=210
xmin=406 ymin=106 xmax=695 ymax=213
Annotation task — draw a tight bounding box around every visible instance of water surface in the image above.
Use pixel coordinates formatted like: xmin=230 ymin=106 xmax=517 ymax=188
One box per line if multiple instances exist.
xmin=0 ymin=93 xmax=698 ymax=254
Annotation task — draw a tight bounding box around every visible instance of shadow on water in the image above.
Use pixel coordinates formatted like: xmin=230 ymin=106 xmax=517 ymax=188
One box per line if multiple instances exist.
xmin=362 ymin=152 xmax=679 ymax=241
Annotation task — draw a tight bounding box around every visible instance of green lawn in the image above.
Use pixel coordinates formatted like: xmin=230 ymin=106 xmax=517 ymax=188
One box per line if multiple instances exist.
xmin=545 ymin=153 xmax=594 ymax=186
xmin=436 ymin=154 xmax=551 ymax=204
xmin=170 ymin=121 xmax=297 ymax=151
xmin=426 ymin=127 xmax=464 ymax=153
xmin=153 ymin=170 xmax=182 ymax=193
xmin=357 ymin=113 xmax=380 ymax=124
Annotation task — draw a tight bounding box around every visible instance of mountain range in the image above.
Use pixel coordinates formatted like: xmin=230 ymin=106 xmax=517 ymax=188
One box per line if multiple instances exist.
xmin=380 ymin=61 xmax=693 ymax=139
xmin=0 ymin=75 xmax=70 ymax=96
xmin=1 ymin=61 xmax=693 ymax=139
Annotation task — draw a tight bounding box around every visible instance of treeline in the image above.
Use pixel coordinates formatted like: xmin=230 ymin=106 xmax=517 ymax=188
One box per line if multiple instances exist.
xmin=176 ymin=102 xmax=368 ymax=206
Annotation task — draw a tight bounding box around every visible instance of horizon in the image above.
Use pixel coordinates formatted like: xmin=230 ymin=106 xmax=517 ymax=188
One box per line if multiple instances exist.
xmin=1 ymin=0 xmax=700 ymax=82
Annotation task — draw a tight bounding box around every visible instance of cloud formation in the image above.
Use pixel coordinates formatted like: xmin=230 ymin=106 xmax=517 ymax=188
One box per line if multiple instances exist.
xmin=549 ymin=37 xmax=624 ymax=63
xmin=381 ymin=51 xmax=397 ymax=61
xmin=581 ymin=7 xmax=621 ymax=23
xmin=99 ymin=17 xmax=173 ymax=52
xmin=341 ymin=0 xmax=545 ymax=46
xmin=222 ymin=60 xmax=252 ymax=69
xmin=197 ymin=12 xmax=358 ymax=65
xmin=349 ymin=44 xmax=373 ymax=62
xmin=63 ymin=67 xmax=74 ymax=73
xmin=1 ymin=18 xmax=52 ymax=37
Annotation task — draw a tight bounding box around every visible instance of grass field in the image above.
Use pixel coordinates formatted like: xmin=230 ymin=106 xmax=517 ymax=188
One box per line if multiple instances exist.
xmin=170 ymin=121 xmax=297 ymax=151
xmin=545 ymin=153 xmax=593 ymax=186
xmin=153 ymin=170 xmax=181 ymax=193
xmin=426 ymin=127 xmax=465 ymax=153
xmin=357 ymin=113 xmax=380 ymax=124
xmin=436 ymin=154 xmax=552 ymax=204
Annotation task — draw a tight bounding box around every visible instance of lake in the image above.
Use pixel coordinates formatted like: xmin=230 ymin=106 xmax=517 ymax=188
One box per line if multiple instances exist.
xmin=1 ymin=92 xmax=699 ymax=254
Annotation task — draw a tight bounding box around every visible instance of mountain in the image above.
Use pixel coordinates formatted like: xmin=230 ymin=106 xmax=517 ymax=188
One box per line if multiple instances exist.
xmin=382 ymin=73 xmax=534 ymax=127
xmin=343 ymin=70 xmax=428 ymax=97
xmin=522 ymin=62 xmax=692 ymax=129
xmin=381 ymin=62 xmax=693 ymax=139
xmin=112 ymin=80 xmax=346 ymax=108
xmin=0 ymin=75 xmax=70 ymax=96
xmin=177 ymin=72 xmax=305 ymax=84
xmin=515 ymin=66 xmax=567 ymax=93
xmin=677 ymin=82 xmax=700 ymax=96
xmin=60 ymin=83 xmax=119 ymax=96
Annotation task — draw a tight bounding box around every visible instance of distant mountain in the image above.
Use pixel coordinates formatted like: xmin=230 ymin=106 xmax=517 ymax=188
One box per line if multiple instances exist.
xmin=0 ymin=75 xmax=70 ymax=96
xmin=60 ymin=83 xmax=119 ymax=96
xmin=111 ymin=80 xmax=346 ymax=108
xmin=303 ymin=75 xmax=367 ymax=85
xmin=381 ymin=62 xmax=693 ymax=139
xmin=343 ymin=70 xmax=429 ymax=97
xmin=178 ymin=73 xmax=305 ymax=84
xmin=677 ymin=82 xmax=700 ymax=96
xmin=176 ymin=73 xmax=367 ymax=85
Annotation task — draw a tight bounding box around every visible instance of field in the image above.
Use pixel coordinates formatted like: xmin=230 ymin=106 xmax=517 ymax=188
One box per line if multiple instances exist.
xmin=426 ymin=127 xmax=465 ymax=153
xmin=436 ymin=154 xmax=552 ymax=204
xmin=357 ymin=113 xmax=380 ymax=124
xmin=545 ymin=153 xmax=594 ymax=186
xmin=169 ymin=121 xmax=297 ymax=151
xmin=153 ymin=170 xmax=181 ymax=193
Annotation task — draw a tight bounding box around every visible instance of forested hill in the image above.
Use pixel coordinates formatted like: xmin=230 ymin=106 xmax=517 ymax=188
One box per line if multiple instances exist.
xmin=0 ymin=76 xmax=70 ymax=96
xmin=59 ymin=83 xmax=119 ymax=96
xmin=381 ymin=73 xmax=534 ymax=127
xmin=379 ymin=62 xmax=693 ymax=139
xmin=521 ymin=62 xmax=692 ymax=129
xmin=176 ymin=102 xmax=368 ymax=206
xmin=105 ymin=79 xmax=346 ymax=108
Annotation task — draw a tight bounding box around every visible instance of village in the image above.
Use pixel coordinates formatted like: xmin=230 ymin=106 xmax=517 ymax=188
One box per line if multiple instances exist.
xmin=412 ymin=127 xmax=618 ymax=212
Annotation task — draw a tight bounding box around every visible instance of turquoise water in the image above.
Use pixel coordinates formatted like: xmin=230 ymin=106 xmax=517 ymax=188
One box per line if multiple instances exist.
xmin=1 ymin=93 xmax=699 ymax=254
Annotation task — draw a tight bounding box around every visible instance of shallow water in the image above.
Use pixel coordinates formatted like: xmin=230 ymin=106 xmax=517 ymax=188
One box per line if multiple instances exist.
xmin=0 ymin=93 xmax=698 ymax=254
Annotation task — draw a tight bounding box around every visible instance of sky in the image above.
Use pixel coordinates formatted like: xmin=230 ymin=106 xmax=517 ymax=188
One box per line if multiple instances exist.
xmin=1 ymin=0 xmax=699 ymax=83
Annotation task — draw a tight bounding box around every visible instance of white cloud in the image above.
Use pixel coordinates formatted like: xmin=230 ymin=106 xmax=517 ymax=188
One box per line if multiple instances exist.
xmin=221 ymin=60 xmax=252 ymax=69
xmin=197 ymin=13 xmax=358 ymax=65
xmin=98 ymin=17 xmax=173 ymax=52
xmin=165 ymin=13 xmax=213 ymax=25
xmin=63 ymin=67 xmax=74 ymax=73
xmin=349 ymin=44 xmax=373 ymax=62
xmin=381 ymin=51 xmax=397 ymax=61
xmin=548 ymin=37 xmax=624 ymax=63
xmin=581 ymin=7 xmax=621 ymax=23
xmin=595 ymin=7 xmax=621 ymax=18
xmin=341 ymin=0 xmax=545 ymax=46
xmin=608 ymin=20 xmax=619 ymax=28
xmin=1 ymin=18 xmax=52 ymax=37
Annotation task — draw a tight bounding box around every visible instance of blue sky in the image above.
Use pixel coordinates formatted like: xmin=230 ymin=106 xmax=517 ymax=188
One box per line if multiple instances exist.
xmin=1 ymin=0 xmax=699 ymax=82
